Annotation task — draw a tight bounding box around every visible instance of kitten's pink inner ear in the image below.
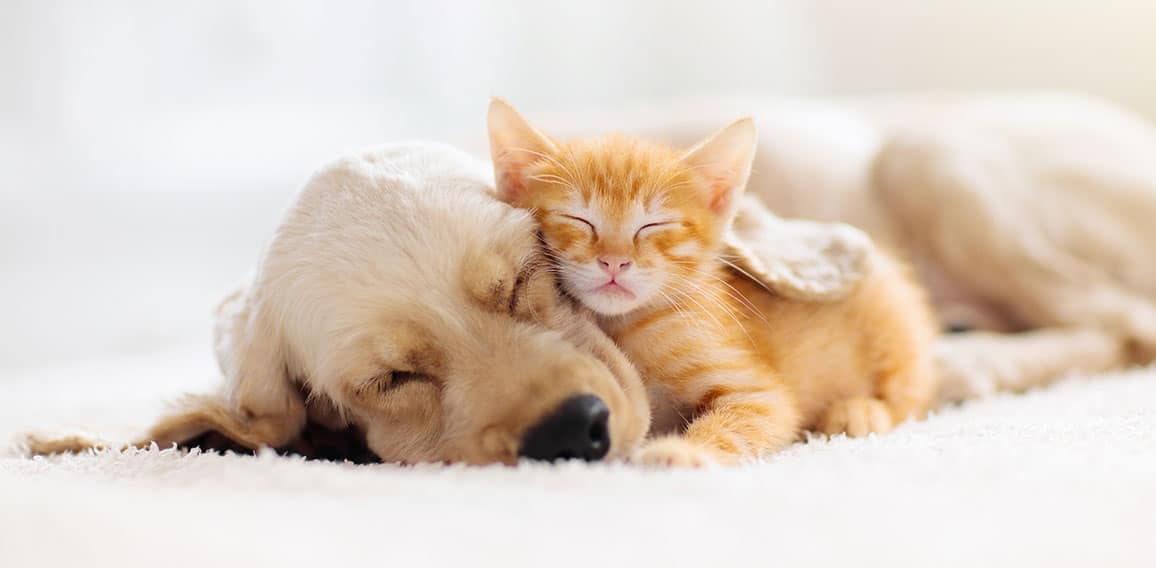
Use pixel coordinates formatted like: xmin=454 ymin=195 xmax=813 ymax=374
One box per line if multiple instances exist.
xmin=487 ymin=98 xmax=558 ymax=203
xmin=681 ymin=117 xmax=757 ymax=217
xmin=703 ymin=167 xmax=742 ymax=213
xmin=493 ymin=150 xmax=532 ymax=202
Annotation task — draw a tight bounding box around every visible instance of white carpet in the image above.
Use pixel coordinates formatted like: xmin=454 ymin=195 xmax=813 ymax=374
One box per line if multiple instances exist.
xmin=2 ymin=347 xmax=1154 ymax=568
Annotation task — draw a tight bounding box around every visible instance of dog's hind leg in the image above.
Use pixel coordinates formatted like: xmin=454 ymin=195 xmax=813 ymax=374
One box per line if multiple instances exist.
xmin=935 ymin=327 xmax=1130 ymax=404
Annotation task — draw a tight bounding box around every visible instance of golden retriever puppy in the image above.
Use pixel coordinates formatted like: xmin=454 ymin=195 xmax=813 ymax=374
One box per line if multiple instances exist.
xmin=27 ymin=142 xmax=650 ymax=465
xmin=523 ymin=93 xmax=1156 ymax=401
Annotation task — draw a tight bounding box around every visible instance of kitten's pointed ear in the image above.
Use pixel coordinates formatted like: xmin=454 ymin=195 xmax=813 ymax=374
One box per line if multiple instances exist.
xmin=681 ymin=117 xmax=757 ymax=219
xmin=487 ymin=97 xmax=559 ymax=203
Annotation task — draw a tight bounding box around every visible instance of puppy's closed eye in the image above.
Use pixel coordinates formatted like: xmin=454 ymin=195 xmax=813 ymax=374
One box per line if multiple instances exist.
xmin=388 ymin=371 xmax=435 ymax=388
xmin=358 ymin=371 xmax=436 ymax=397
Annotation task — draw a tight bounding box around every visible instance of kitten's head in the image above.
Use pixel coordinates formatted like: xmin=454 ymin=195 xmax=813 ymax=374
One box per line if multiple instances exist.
xmin=487 ymin=98 xmax=757 ymax=316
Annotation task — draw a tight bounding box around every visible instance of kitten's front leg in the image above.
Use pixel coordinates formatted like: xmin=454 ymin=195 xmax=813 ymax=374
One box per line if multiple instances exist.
xmin=639 ymin=378 xmax=801 ymax=467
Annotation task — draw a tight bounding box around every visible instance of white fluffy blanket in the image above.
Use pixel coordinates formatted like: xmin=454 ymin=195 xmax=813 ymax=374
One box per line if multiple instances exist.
xmin=2 ymin=348 xmax=1154 ymax=568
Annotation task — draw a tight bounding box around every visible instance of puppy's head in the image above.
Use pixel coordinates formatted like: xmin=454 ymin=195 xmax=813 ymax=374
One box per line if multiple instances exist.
xmin=263 ymin=143 xmax=649 ymax=465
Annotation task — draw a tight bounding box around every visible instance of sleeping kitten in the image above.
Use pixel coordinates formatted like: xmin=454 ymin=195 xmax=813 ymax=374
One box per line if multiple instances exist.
xmin=487 ymin=99 xmax=938 ymax=466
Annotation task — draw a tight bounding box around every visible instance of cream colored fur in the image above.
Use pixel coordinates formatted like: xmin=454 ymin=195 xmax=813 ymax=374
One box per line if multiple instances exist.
xmin=27 ymin=142 xmax=651 ymax=464
xmin=528 ymin=93 xmax=1156 ymax=402
xmin=724 ymin=194 xmax=872 ymax=302
xmin=28 ymin=93 xmax=1156 ymax=464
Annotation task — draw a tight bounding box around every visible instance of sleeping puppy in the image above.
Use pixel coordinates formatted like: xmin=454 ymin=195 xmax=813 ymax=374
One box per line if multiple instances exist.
xmin=27 ymin=142 xmax=650 ymax=464
xmin=522 ymin=93 xmax=1156 ymax=401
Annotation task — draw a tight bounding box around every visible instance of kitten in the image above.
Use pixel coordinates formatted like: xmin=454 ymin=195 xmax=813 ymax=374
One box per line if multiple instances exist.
xmin=487 ymin=99 xmax=938 ymax=466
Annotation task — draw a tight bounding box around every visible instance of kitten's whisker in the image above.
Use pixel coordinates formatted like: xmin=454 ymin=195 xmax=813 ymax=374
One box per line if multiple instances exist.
xmin=665 ymin=288 xmax=725 ymax=343
xmin=661 ymin=270 xmax=758 ymax=328
xmin=718 ymin=257 xmax=774 ymax=295
xmin=509 ymin=146 xmax=583 ymax=185
xmin=666 ymin=282 xmax=729 ymax=333
xmin=671 ymin=265 xmax=767 ymax=324
xmin=653 ymin=164 xmax=689 ymax=194
xmin=527 ymin=173 xmax=576 ymax=191
xmin=664 ymin=273 xmax=758 ymax=344
xmin=658 ymin=289 xmax=694 ymax=325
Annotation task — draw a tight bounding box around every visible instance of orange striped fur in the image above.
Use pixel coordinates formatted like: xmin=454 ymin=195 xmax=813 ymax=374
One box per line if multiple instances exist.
xmin=488 ymin=99 xmax=938 ymax=466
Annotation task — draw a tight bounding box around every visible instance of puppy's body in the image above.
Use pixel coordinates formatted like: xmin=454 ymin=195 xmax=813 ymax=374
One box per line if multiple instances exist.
xmin=29 ymin=142 xmax=651 ymax=464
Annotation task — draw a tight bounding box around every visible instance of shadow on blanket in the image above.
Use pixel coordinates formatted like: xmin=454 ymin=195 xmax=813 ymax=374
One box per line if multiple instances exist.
xmin=183 ymin=421 xmax=381 ymax=465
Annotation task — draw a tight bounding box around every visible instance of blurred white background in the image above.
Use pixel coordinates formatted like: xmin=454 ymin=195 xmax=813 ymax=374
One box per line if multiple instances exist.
xmin=3 ymin=0 xmax=1156 ymax=372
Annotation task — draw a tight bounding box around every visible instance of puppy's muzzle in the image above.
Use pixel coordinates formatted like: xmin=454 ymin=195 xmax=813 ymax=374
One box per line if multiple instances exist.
xmin=518 ymin=395 xmax=610 ymax=462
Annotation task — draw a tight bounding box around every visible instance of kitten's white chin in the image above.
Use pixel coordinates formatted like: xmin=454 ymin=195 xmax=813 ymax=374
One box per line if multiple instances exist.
xmin=576 ymin=287 xmax=647 ymax=316
xmin=581 ymin=293 xmax=643 ymax=316
xmin=562 ymin=273 xmax=652 ymax=316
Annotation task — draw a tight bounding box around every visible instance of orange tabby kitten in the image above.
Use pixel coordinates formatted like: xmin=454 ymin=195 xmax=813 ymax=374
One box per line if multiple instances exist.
xmin=487 ymin=99 xmax=938 ymax=466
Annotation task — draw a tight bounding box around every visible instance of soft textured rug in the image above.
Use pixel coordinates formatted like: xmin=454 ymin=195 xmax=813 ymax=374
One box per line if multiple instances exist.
xmin=2 ymin=347 xmax=1154 ymax=568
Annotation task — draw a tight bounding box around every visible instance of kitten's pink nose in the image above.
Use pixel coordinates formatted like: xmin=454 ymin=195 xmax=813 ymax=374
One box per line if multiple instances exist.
xmin=598 ymin=256 xmax=632 ymax=277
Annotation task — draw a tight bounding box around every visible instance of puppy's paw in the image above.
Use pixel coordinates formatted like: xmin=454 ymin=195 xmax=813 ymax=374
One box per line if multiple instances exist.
xmin=463 ymin=253 xmax=516 ymax=311
xmin=934 ymin=342 xmax=998 ymax=403
xmin=819 ymin=397 xmax=894 ymax=437
xmin=637 ymin=437 xmax=719 ymax=468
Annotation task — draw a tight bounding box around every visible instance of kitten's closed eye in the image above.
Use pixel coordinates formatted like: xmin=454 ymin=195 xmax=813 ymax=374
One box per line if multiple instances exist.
xmin=559 ymin=214 xmax=597 ymax=236
xmin=635 ymin=221 xmax=676 ymax=239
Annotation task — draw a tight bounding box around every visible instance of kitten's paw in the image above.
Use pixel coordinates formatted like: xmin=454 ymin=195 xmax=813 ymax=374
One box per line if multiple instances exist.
xmin=819 ymin=397 xmax=894 ymax=437
xmin=637 ymin=437 xmax=719 ymax=468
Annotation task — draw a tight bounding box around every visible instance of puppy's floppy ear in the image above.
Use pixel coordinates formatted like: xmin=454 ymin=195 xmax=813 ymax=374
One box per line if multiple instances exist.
xmin=487 ymin=97 xmax=559 ymax=204
xmin=681 ymin=117 xmax=757 ymax=221
xmin=724 ymin=195 xmax=874 ymax=302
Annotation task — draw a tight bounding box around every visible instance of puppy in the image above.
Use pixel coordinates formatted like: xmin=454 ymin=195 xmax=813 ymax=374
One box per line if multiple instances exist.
xmin=27 ymin=142 xmax=650 ymax=464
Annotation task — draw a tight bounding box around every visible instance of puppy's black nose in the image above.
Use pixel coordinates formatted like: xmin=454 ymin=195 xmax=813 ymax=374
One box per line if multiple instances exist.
xmin=519 ymin=394 xmax=610 ymax=462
